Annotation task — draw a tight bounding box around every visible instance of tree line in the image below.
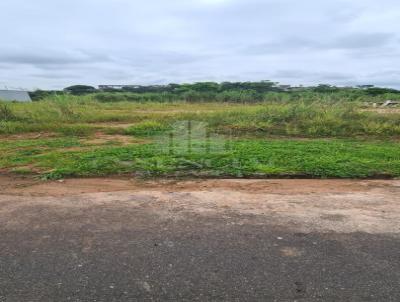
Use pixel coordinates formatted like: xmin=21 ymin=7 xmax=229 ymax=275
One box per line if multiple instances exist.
xmin=29 ymin=81 xmax=400 ymax=101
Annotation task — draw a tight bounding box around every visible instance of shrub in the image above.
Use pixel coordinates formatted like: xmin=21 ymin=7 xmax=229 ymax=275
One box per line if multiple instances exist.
xmin=124 ymin=121 xmax=170 ymax=136
xmin=64 ymin=85 xmax=96 ymax=95
xmin=0 ymin=103 xmax=17 ymax=121
xmin=56 ymin=125 xmax=95 ymax=137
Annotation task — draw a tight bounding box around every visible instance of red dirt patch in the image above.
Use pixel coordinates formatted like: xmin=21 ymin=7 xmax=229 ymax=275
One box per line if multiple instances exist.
xmin=83 ymin=133 xmax=148 ymax=146
xmin=1 ymin=132 xmax=57 ymax=140
xmin=1 ymin=175 xmax=398 ymax=197
xmin=1 ymin=175 xmax=400 ymax=234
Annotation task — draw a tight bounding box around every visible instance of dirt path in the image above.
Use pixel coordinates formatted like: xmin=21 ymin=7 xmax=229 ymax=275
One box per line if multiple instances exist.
xmin=1 ymin=176 xmax=400 ymax=300
xmin=1 ymin=175 xmax=398 ymax=195
xmin=1 ymin=176 xmax=400 ymax=234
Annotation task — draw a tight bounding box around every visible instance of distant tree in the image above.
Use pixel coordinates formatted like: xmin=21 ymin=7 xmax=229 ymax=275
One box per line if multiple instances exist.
xmin=364 ymin=87 xmax=400 ymax=96
xmin=356 ymin=85 xmax=375 ymax=89
xmin=247 ymin=80 xmax=278 ymax=93
xmin=220 ymin=82 xmax=242 ymax=91
xmin=191 ymin=82 xmax=220 ymax=93
xmin=29 ymin=90 xmax=62 ymax=101
xmin=64 ymin=85 xmax=96 ymax=95
xmin=167 ymin=83 xmax=181 ymax=92
xmin=313 ymin=84 xmax=339 ymax=93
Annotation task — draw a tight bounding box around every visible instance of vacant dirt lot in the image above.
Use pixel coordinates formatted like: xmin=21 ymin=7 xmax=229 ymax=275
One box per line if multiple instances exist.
xmin=1 ymin=176 xmax=400 ymax=300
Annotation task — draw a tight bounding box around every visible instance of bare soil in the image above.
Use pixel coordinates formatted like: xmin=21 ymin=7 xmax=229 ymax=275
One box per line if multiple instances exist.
xmin=1 ymin=175 xmax=399 ymax=234
xmin=0 ymin=175 xmax=396 ymax=196
xmin=83 ymin=133 xmax=148 ymax=146
xmin=2 ymin=132 xmax=58 ymax=140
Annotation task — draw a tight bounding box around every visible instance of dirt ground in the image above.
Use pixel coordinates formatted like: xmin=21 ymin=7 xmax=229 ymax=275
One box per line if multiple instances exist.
xmin=1 ymin=176 xmax=400 ymax=300
xmin=1 ymin=175 xmax=400 ymax=234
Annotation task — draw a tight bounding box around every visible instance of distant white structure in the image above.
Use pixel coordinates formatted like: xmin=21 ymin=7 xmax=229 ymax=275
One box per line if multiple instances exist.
xmin=381 ymin=100 xmax=399 ymax=107
xmin=0 ymin=90 xmax=32 ymax=102
xmin=98 ymin=85 xmax=142 ymax=90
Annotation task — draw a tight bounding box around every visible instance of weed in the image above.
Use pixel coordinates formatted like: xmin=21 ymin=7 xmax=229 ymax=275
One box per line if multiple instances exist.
xmin=124 ymin=121 xmax=170 ymax=136
xmin=2 ymin=95 xmax=400 ymax=179
xmin=0 ymin=103 xmax=17 ymax=121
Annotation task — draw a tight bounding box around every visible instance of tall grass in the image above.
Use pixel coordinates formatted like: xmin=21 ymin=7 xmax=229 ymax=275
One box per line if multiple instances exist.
xmin=1 ymin=95 xmax=400 ymax=179
xmin=200 ymin=102 xmax=400 ymax=137
xmin=1 ymin=97 xmax=400 ymax=138
xmin=91 ymin=90 xmax=400 ymax=104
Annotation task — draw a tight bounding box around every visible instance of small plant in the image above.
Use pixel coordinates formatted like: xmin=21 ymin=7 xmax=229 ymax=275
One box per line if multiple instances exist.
xmin=124 ymin=121 xmax=170 ymax=136
xmin=0 ymin=103 xmax=17 ymax=121
xmin=57 ymin=124 xmax=95 ymax=137
xmin=11 ymin=167 xmax=33 ymax=175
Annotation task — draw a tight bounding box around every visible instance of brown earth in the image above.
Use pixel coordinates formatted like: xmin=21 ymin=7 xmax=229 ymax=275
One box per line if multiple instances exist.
xmin=1 ymin=175 xmax=399 ymax=234
xmin=83 ymin=133 xmax=148 ymax=146
xmin=1 ymin=132 xmax=58 ymax=140
xmin=0 ymin=175 xmax=397 ymax=196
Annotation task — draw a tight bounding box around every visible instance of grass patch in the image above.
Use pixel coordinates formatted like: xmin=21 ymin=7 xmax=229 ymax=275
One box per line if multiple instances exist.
xmin=1 ymin=137 xmax=399 ymax=179
xmin=0 ymin=103 xmax=17 ymax=121
xmin=124 ymin=121 xmax=171 ymax=136
xmin=2 ymin=99 xmax=399 ymax=138
xmin=56 ymin=124 xmax=97 ymax=137
xmin=1 ymin=97 xmax=400 ymax=179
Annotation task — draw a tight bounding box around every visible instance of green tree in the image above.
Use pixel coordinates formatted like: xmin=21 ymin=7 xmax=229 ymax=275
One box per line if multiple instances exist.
xmin=64 ymin=85 xmax=96 ymax=95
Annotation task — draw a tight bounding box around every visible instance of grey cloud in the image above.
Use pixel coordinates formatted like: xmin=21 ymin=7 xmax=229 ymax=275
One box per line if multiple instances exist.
xmin=29 ymin=72 xmax=83 ymax=79
xmin=0 ymin=50 xmax=112 ymax=68
xmin=241 ymin=38 xmax=316 ymax=55
xmin=243 ymin=32 xmax=396 ymax=56
xmin=0 ymin=0 xmax=399 ymax=89
xmin=369 ymin=70 xmax=400 ymax=77
xmin=119 ymin=51 xmax=211 ymax=68
xmin=331 ymin=33 xmax=394 ymax=49
xmin=273 ymin=70 xmax=353 ymax=81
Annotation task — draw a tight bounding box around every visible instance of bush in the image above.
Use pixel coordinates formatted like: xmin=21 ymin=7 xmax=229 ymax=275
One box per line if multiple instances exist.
xmin=64 ymin=85 xmax=97 ymax=95
xmin=0 ymin=103 xmax=17 ymax=121
xmin=216 ymin=90 xmax=262 ymax=103
xmin=124 ymin=121 xmax=170 ymax=136
xmin=56 ymin=125 xmax=95 ymax=137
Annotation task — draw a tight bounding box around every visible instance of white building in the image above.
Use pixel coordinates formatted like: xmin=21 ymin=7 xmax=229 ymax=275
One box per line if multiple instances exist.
xmin=0 ymin=90 xmax=32 ymax=102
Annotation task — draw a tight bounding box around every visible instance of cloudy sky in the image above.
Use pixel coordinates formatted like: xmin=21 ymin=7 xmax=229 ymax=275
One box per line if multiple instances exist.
xmin=1 ymin=0 xmax=400 ymax=90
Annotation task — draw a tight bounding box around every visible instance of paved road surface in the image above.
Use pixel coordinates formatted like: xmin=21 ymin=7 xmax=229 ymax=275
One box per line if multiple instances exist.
xmin=0 ymin=177 xmax=400 ymax=301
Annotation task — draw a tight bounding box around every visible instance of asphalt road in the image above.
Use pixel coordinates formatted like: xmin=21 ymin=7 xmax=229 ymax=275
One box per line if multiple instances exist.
xmin=1 ymin=178 xmax=400 ymax=301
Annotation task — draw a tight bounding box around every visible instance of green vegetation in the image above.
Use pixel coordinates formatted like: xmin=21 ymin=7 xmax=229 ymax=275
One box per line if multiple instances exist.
xmin=63 ymin=85 xmax=97 ymax=95
xmin=124 ymin=121 xmax=170 ymax=136
xmin=1 ymin=83 xmax=400 ymax=179
xmin=1 ymin=137 xmax=399 ymax=179
xmin=29 ymin=81 xmax=400 ymax=102
xmin=1 ymin=98 xmax=400 ymax=137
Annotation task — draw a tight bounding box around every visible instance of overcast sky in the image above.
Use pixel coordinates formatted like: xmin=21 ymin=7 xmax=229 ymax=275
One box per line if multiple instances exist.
xmin=1 ymin=0 xmax=400 ymax=90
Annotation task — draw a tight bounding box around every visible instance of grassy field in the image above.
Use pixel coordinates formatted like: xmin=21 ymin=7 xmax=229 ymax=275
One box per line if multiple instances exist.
xmin=1 ymin=95 xmax=400 ymax=179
